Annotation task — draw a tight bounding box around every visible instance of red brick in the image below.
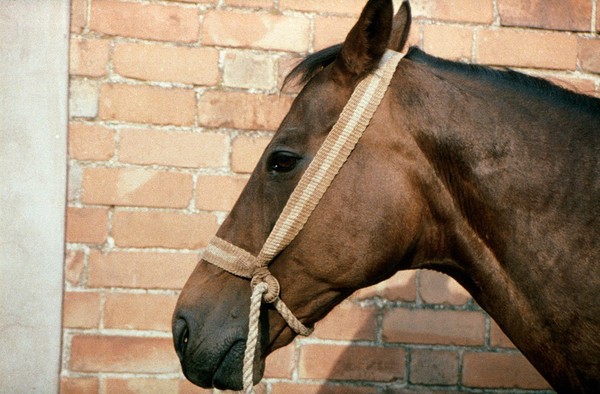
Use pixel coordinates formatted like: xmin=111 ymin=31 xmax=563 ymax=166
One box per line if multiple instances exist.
xmin=223 ymin=50 xmax=275 ymax=90
xmin=578 ymin=37 xmax=600 ymax=74
xmin=409 ymin=349 xmax=459 ymax=385
xmin=103 ymin=378 xmax=179 ymax=394
xmin=81 ymin=167 xmax=193 ymax=208
xmin=68 ymin=122 xmax=115 ymax=161
xmin=278 ymin=54 xmax=304 ymax=93
xmin=418 ymin=270 xmax=470 ymax=305
xmin=477 ymin=29 xmax=577 ymax=70
xmin=169 ymin=0 xmax=216 ymax=3
xmin=65 ymin=249 xmax=85 ymax=286
xmin=462 ymin=352 xmax=550 ymax=389
xmin=90 ymin=0 xmax=199 ymax=42
xmin=66 ymin=206 xmax=109 ymax=244
xmin=546 ymin=74 xmax=597 ymax=96
xmin=70 ymin=0 xmax=87 ymax=33
xmin=70 ymin=335 xmax=179 ymax=373
xmin=423 ymin=24 xmax=473 ymax=61
xmin=70 ymin=79 xmax=100 ymax=118
xmin=203 ymin=11 xmax=309 ymax=52
xmin=231 ymin=135 xmax=271 ymax=173
xmin=271 ymin=383 xmax=376 ymax=394
xmin=178 ymin=379 xmax=221 ymax=393
xmin=498 ymin=0 xmax=592 ymax=31
xmin=382 ymin=388 xmax=455 ymax=394
xmin=223 ymin=0 xmax=273 ymax=7
xmin=68 ymin=165 xmax=82 ymax=203
xmin=70 ymin=38 xmax=111 ymax=77
xmin=381 ymin=270 xmax=416 ymax=301
xmin=88 ymin=251 xmax=198 ymax=289
xmin=490 ymin=319 xmax=516 ymax=349
xmin=198 ymin=91 xmax=292 ymax=131
xmin=61 ymin=377 xmax=99 ymax=394
xmin=382 ymin=308 xmax=485 ymax=345
xmin=280 ymin=0 xmax=364 ymax=15
xmin=196 ymin=175 xmax=248 ymax=211
xmin=299 ymin=344 xmax=405 ymax=381
xmin=313 ymin=16 xmax=356 ymax=50
xmin=119 ymin=129 xmax=228 ymax=168
xmin=99 ymin=84 xmax=196 ymax=126
xmin=353 ymin=270 xmax=416 ymax=302
xmin=113 ymin=43 xmax=219 ymax=85
xmin=414 ymin=0 xmax=494 ymax=24
xmin=104 ymin=293 xmax=178 ymax=331
xmin=312 ymin=301 xmax=377 ymax=341
xmin=404 ymin=23 xmax=421 ymax=50
xmin=264 ymin=342 xmax=295 ymax=379
xmin=112 ymin=210 xmax=218 ymax=249
xmin=63 ymin=291 xmax=102 ymax=329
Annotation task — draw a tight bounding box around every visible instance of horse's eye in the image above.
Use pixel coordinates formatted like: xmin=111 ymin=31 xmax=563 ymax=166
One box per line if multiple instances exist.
xmin=268 ymin=152 xmax=299 ymax=173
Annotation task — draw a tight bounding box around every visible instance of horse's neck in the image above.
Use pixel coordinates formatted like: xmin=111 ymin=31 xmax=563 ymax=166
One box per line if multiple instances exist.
xmin=398 ymin=60 xmax=599 ymax=272
xmin=393 ymin=61 xmax=600 ymax=390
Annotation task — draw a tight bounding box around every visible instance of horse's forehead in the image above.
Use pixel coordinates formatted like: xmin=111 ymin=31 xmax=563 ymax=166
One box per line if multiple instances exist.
xmin=279 ymin=73 xmax=349 ymax=135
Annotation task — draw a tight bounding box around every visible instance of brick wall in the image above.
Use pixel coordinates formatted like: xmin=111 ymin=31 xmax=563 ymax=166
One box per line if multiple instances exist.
xmin=63 ymin=0 xmax=599 ymax=392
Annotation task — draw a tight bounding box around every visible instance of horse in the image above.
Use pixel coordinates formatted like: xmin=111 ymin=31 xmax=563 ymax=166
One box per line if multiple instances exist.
xmin=173 ymin=0 xmax=600 ymax=392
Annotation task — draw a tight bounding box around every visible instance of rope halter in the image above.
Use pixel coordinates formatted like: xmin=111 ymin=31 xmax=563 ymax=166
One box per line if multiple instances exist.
xmin=202 ymin=50 xmax=404 ymax=393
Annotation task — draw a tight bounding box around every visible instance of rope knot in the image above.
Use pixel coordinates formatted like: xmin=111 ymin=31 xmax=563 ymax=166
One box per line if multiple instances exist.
xmin=250 ymin=267 xmax=280 ymax=303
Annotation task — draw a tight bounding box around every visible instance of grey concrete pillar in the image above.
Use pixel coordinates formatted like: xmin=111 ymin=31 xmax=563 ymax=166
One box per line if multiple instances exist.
xmin=0 ymin=2 xmax=70 ymax=392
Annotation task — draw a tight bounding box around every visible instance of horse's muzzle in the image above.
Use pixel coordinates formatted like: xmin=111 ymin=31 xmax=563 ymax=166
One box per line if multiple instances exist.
xmin=172 ymin=314 xmax=213 ymax=388
xmin=172 ymin=309 xmax=257 ymax=390
xmin=172 ymin=317 xmax=189 ymax=363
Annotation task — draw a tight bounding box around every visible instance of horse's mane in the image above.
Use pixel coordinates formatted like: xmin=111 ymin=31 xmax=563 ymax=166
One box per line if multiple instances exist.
xmin=284 ymin=45 xmax=600 ymax=114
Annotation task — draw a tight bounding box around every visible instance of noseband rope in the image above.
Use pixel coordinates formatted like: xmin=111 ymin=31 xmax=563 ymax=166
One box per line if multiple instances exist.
xmin=202 ymin=50 xmax=404 ymax=393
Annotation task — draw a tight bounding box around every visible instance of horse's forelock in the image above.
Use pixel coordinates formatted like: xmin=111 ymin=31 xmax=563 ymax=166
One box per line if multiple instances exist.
xmin=282 ymin=44 xmax=342 ymax=90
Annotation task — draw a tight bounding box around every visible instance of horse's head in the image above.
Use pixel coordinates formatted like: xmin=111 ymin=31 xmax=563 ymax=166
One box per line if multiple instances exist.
xmin=173 ymin=0 xmax=424 ymax=389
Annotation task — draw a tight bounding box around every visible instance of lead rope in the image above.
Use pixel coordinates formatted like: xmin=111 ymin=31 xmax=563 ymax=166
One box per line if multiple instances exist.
xmin=243 ymin=281 xmax=312 ymax=393
xmin=243 ymin=283 xmax=267 ymax=393
xmin=202 ymin=50 xmax=404 ymax=394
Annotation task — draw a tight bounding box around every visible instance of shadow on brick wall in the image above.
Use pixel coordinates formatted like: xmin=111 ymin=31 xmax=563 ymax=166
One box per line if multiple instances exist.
xmin=263 ymin=269 xmax=553 ymax=394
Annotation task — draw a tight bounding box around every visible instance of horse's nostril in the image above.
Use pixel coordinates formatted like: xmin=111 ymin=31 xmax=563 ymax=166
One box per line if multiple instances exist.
xmin=173 ymin=318 xmax=190 ymax=361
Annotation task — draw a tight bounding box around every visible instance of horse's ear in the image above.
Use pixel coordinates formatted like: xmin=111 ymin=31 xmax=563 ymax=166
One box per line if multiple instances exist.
xmin=332 ymin=0 xmax=394 ymax=85
xmin=388 ymin=1 xmax=411 ymax=52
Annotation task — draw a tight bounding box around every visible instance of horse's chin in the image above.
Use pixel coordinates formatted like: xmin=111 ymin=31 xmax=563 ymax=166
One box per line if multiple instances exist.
xmin=183 ymin=340 xmax=265 ymax=391
xmin=212 ymin=340 xmax=246 ymax=390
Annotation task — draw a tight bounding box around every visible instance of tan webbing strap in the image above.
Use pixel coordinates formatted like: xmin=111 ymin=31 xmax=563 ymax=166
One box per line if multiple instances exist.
xmin=203 ymin=235 xmax=256 ymax=278
xmin=256 ymin=50 xmax=403 ymax=267
xmin=202 ymin=50 xmax=404 ymax=393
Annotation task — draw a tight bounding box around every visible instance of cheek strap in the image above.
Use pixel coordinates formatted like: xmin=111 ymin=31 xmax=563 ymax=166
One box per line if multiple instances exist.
xmin=202 ymin=50 xmax=404 ymax=394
